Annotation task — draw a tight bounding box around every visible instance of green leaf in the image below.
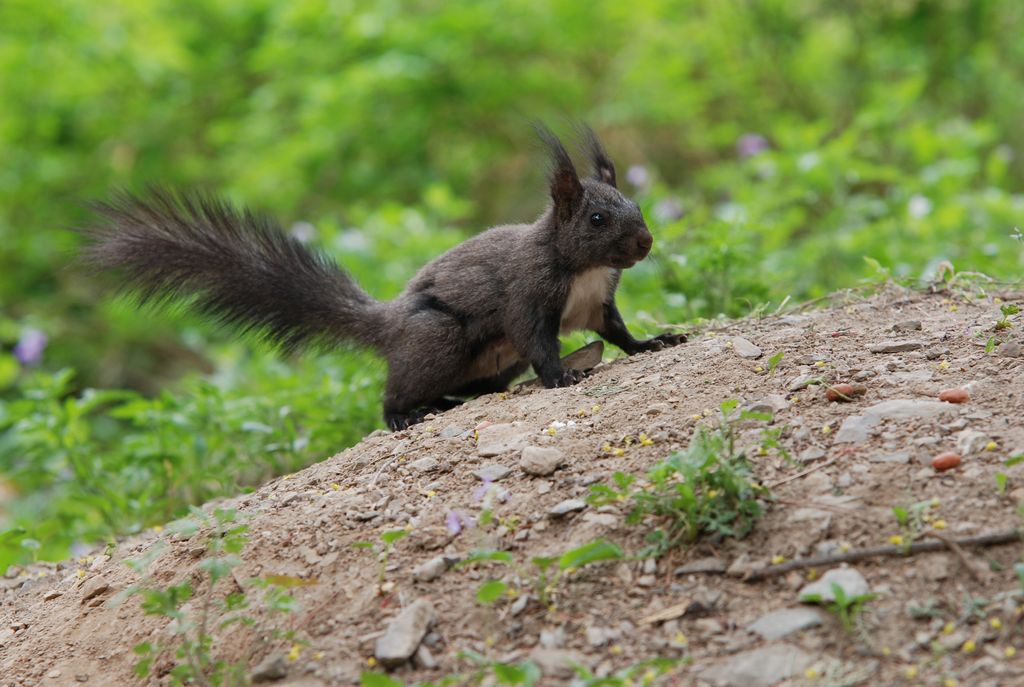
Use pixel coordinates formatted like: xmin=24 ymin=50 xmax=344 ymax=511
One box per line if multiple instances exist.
xmin=1005 ymin=454 xmax=1024 ymax=468
xmin=558 ymin=540 xmax=623 ymax=570
xmin=459 ymin=550 xmax=513 ymax=566
xmin=475 ymin=579 xmax=508 ymax=605
xmin=361 ymin=672 xmax=405 ymax=687
xmin=0 ymin=354 xmax=18 ymax=389
xmin=380 ymin=529 xmax=409 ymax=545
xmin=492 ymin=661 xmax=541 ymax=686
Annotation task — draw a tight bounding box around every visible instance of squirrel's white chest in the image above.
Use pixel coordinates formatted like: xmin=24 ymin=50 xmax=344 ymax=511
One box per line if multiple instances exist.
xmin=560 ymin=268 xmax=613 ymax=333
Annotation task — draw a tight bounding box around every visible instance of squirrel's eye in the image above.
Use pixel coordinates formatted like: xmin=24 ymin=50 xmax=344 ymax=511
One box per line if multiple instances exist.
xmin=590 ymin=212 xmax=606 ymax=227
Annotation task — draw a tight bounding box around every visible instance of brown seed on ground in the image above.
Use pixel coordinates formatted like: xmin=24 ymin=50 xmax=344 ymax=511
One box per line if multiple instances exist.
xmin=938 ymin=388 xmax=969 ymax=404
xmin=932 ymin=452 xmax=962 ymax=471
xmin=825 ymin=383 xmax=867 ymax=402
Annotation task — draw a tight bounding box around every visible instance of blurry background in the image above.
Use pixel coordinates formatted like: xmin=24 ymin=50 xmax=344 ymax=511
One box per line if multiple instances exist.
xmin=1 ymin=0 xmax=1022 ymax=566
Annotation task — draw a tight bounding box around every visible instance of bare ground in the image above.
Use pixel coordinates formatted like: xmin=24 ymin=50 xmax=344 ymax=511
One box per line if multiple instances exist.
xmin=3 ymin=286 xmax=1024 ymax=687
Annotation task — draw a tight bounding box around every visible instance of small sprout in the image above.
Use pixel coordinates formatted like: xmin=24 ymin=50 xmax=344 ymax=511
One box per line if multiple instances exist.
xmin=592 ymin=404 xmax=601 ymax=413
xmin=612 ymin=448 xmax=625 ymax=457
xmin=806 ymin=568 xmax=819 ymax=580
xmin=546 ymin=426 xmax=557 ymax=436
xmin=602 ymin=442 xmax=612 ymax=453
xmin=366 ymin=657 xmax=377 ymax=667
xmin=815 ymin=360 xmax=825 ymax=368
xmin=949 ymin=304 xmax=958 ymax=312
xmin=639 ymin=433 xmax=654 ymax=446
xmin=754 ymin=365 xmax=764 ymax=373
xmin=931 ymin=496 xmax=941 ymax=507
xmin=690 ymin=414 xmax=702 ymax=421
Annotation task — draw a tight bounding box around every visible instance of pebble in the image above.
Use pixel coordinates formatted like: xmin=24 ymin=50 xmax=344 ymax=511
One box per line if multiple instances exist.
xmin=748 ymin=607 xmax=825 ymax=640
xmin=519 ymin=446 xmax=565 ymax=477
xmin=439 ymin=425 xmax=466 ymax=439
xmin=699 ymin=644 xmax=814 ymax=687
xmin=548 ymin=499 xmax=587 ymax=517
xmin=956 ymin=429 xmax=988 ymax=455
xmin=251 ymin=654 xmax=287 ymax=682
xmin=799 ymin=567 xmax=870 ymax=603
xmin=797 ymin=446 xmax=826 ymax=463
xmin=79 ymin=577 xmax=109 ymax=604
xmin=869 ymin=450 xmax=911 ymax=464
xmin=834 ymin=399 xmax=958 ymax=443
xmin=473 ymin=464 xmax=512 ymax=482
xmin=675 ymin=557 xmax=727 ymax=575
xmin=999 ymin=341 xmax=1022 ymax=357
xmin=476 ymin=423 xmax=531 ymax=457
xmin=374 ymin=599 xmax=437 ymax=667
xmin=413 ymin=556 xmax=453 ymax=582
xmin=732 ymin=336 xmax=763 ymax=359
xmin=529 ymin=648 xmax=589 ymax=679
xmin=869 ymin=340 xmax=926 ymax=353
xmin=892 ymin=320 xmax=922 ymax=332
xmin=408 ymin=457 xmax=439 ymax=472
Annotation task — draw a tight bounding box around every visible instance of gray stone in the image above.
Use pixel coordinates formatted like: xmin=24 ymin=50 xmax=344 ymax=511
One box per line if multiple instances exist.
xmin=439 ymin=425 xmax=466 ymax=439
xmin=675 ymin=557 xmax=727 ymax=575
xmin=732 ymin=336 xmax=763 ymax=359
xmin=80 ymin=577 xmax=109 ymax=603
xmin=413 ymin=556 xmax=453 ymax=582
xmin=956 ymin=429 xmax=988 ymax=455
xmin=787 ymin=374 xmax=821 ymax=391
xmin=476 ymin=423 xmax=531 ymax=457
xmin=252 ymin=654 xmax=288 ymax=682
xmin=699 ymin=644 xmax=814 ymax=687
xmin=798 ymin=446 xmax=826 ymax=463
xmin=799 ymin=567 xmax=870 ymax=603
xmin=548 ymin=499 xmax=587 ymax=517
xmin=869 ymin=450 xmax=911 ymax=464
xmin=473 ymin=463 xmax=512 ymax=482
xmin=408 ymin=457 xmax=439 ymax=472
xmin=869 ymin=340 xmax=926 ymax=353
xmin=834 ymin=399 xmax=958 ymax=443
xmin=999 ymin=341 xmax=1022 ymax=358
xmin=748 ymin=607 xmax=825 ymax=640
xmin=519 ymin=446 xmax=565 ymax=477
xmin=374 ymin=599 xmax=437 ymax=667
xmin=892 ymin=320 xmax=923 ymax=332
xmin=529 ymin=648 xmax=589 ymax=679
xmin=413 ymin=644 xmax=438 ymax=669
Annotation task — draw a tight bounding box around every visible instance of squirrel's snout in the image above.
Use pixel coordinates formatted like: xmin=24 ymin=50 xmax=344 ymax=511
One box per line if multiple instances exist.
xmin=634 ymin=230 xmax=653 ymax=256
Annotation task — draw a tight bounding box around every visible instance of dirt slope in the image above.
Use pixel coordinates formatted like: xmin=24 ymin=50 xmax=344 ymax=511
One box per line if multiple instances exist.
xmin=3 ymin=286 xmax=1024 ymax=687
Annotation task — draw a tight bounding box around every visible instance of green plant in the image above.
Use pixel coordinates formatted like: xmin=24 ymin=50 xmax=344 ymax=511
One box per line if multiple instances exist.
xmin=353 ymin=528 xmax=410 ymax=591
xmin=891 ymin=498 xmax=940 ymax=550
xmin=572 ymin=658 xmax=683 ymax=686
xmin=589 ymin=401 xmax=770 ymax=557
xmin=805 ymin=582 xmax=876 ymax=634
xmin=123 ymin=507 xmax=300 ymax=686
xmin=995 ymin=302 xmax=1019 ymax=331
xmin=462 ymin=539 xmax=624 ymax=612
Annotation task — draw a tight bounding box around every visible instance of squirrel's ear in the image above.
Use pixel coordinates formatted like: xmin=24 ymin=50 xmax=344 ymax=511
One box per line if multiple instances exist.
xmin=582 ymin=125 xmax=617 ymax=188
xmin=536 ymin=124 xmax=583 ymax=223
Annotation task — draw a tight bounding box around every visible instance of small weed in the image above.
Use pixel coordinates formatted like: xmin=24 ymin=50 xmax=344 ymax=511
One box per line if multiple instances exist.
xmin=994 ymin=302 xmax=1019 ymax=331
xmin=123 ymin=508 xmax=300 ymax=686
xmin=806 ymin=582 xmax=876 ymax=634
xmin=765 ymin=350 xmax=785 ymax=375
xmin=891 ymin=499 xmax=939 ymax=550
xmin=461 ymin=539 xmax=624 ymax=611
xmin=589 ymin=401 xmax=769 ymax=558
xmin=353 ymin=528 xmax=410 ymax=592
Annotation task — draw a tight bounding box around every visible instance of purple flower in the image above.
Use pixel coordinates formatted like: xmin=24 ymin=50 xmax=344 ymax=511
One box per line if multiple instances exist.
xmin=13 ymin=329 xmax=47 ymax=367
xmin=445 ymin=511 xmax=462 ymax=536
xmin=736 ymin=133 xmax=769 ymax=159
xmin=473 ymin=478 xmax=493 ymax=503
xmin=652 ymin=197 xmax=685 ymax=223
xmin=626 ymin=165 xmax=650 ymax=190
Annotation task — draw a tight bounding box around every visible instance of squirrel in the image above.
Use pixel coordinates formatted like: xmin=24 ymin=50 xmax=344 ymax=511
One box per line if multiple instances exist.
xmin=80 ymin=125 xmax=686 ymax=430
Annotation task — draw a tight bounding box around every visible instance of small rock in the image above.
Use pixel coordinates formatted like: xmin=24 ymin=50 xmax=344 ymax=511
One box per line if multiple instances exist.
xmin=43 ymin=590 xmax=62 ymax=601
xmin=798 ymin=446 xmax=826 ymax=463
xmin=476 ymin=423 xmax=531 ymax=457
xmin=519 ymin=446 xmax=565 ymax=477
xmin=80 ymin=577 xmax=109 ymax=603
xmin=787 ymin=374 xmax=821 ymax=391
xmin=47 ymin=670 xmax=62 ymax=679
xmin=892 ymin=320 xmax=922 ymax=332
xmin=374 ymin=599 xmax=437 ymax=668
xmin=473 ymin=464 xmax=512 ymax=482
xmin=439 ymin=425 xmax=466 ymax=439
xmin=585 ymin=625 xmax=621 ymax=647
xmin=732 ymin=336 xmax=763 ymax=359
xmin=956 ymin=429 xmax=988 ymax=455
xmin=869 ymin=450 xmax=911 ymax=464
xmin=675 ymin=557 xmax=727 ymax=575
xmin=74 ymin=674 xmax=89 ymax=683
xmin=540 ymin=626 xmax=567 ymax=648
xmin=413 ymin=644 xmax=438 ymax=669
xmin=834 ymin=399 xmax=957 ymax=444
xmin=869 ymin=340 xmax=926 ymax=353
xmin=748 ymin=607 xmax=825 ymax=640
xmin=699 ymin=644 xmax=814 ymax=687
xmin=251 ymin=654 xmax=288 ymax=682
xmin=529 ymin=648 xmax=589 ymax=679
xmin=998 ymin=341 xmax=1022 ymax=357
xmin=548 ymin=499 xmax=587 ymax=518
xmin=409 ymin=457 xmax=439 ymax=472
xmin=413 ymin=556 xmax=453 ymax=582
xmin=799 ymin=567 xmax=870 ymax=603
xmin=581 ymin=512 xmax=618 ymax=527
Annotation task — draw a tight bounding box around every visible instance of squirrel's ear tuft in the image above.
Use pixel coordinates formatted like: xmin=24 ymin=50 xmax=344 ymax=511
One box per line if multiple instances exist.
xmin=535 ymin=123 xmax=583 ymax=223
xmin=582 ymin=125 xmax=617 ymax=188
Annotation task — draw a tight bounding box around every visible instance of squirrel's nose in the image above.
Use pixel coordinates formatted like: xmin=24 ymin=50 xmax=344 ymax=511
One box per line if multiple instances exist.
xmin=635 ymin=230 xmax=653 ymax=254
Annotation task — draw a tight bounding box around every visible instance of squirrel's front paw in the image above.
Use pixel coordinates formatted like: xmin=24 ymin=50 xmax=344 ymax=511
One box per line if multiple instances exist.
xmin=544 ymin=368 xmax=585 ymax=388
xmin=627 ymin=333 xmax=687 ymax=355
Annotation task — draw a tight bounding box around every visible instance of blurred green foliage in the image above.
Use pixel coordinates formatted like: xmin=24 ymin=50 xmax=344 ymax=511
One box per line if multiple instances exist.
xmin=2 ymin=0 xmax=1023 ymax=567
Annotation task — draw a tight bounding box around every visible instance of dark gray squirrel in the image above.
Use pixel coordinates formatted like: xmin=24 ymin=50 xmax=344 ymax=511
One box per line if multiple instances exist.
xmin=80 ymin=125 xmax=686 ymax=430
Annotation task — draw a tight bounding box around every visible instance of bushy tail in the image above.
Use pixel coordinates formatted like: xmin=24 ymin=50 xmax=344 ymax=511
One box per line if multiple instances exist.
xmin=80 ymin=189 xmax=387 ymax=353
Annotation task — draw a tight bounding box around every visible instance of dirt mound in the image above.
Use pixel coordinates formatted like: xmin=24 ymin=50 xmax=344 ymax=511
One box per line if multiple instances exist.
xmin=3 ymin=287 xmax=1024 ymax=687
